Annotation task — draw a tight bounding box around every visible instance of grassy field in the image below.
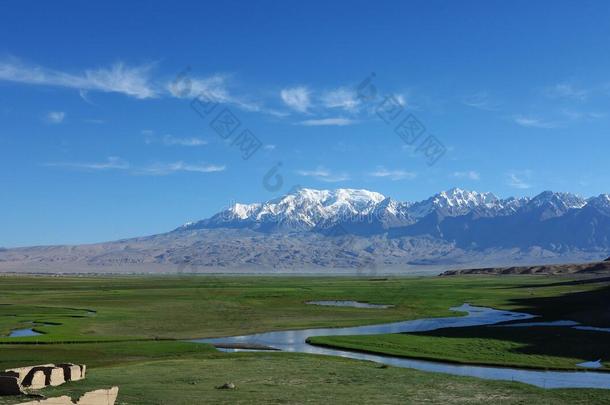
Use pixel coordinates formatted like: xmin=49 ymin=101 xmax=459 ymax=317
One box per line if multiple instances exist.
xmin=309 ymin=276 xmax=610 ymax=372
xmin=3 ymin=346 xmax=610 ymax=405
xmin=309 ymin=326 xmax=610 ymax=371
xmin=2 ymin=274 xmax=610 ymax=342
xmin=0 ymin=274 xmax=609 ymax=403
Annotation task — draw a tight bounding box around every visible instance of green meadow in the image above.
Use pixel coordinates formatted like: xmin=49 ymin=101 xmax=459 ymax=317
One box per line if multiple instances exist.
xmin=1 ymin=274 xmax=610 ymax=403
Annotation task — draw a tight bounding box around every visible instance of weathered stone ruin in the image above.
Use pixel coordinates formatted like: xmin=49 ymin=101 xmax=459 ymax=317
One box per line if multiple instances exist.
xmin=1 ymin=363 xmax=118 ymax=404
xmin=17 ymin=386 xmax=119 ymax=405
xmin=0 ymin=364 xmax=86 ymax=395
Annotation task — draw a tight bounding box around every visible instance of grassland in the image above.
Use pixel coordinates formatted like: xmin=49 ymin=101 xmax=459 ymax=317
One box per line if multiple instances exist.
xmin=3 ymin=346 xmax=610 ymax=405
xmin=309 ymin=326 xmax=610 ymax=371
xmin=309 ymin=276 xmax=610 ymax=372
xmin=0 ymin=274 xmax=609 ymax=403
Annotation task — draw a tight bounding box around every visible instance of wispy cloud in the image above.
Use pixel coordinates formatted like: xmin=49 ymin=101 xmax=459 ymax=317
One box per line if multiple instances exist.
xmin=79 ymin=89 xmax=94 ymax=104
xmin=507 ymin=171 xmax=533 ymax=189
xmin=452 ymin=170 xmax=481 ymax=180
xmin=168 ymin=73 xmax=230 ymax=102
xmin=545 ymin=82 xmax=588 ymax=101
xmin=45 ymin=157 xmax=225 ymax=176
xmin=138 ymin=161 xmax=226 ymax=175
xmin=161 ymin=135 xmax=207 ymax=147
xmin=0 ymin=57 xmax=157 ymax=99
xmin=280 ymin=86 xmax=311 ymax=113
xmin=298 ymin=117 xmax=355 ymax=126
xmin=320 ymin=87 xmax=360 ymax=112
xmin=369 ymin=167 xmax=417 ymax=180
xmin=45 ymin=111 xmax=65 ymax=124
xmin=45 ymin=156 xmax=129 ymax=170
xmin=462 ymin=91 xmax=498 ymax=111
xmin=169 ymin=73 xmax=281 ymax=114
xmin=296 ymin=166 xmax=350 ymax=182
xmin=513 ymin=115 xmax=559 ymax=129
xmin=561 ymin=109 xmax=606 ymax=121
xmin=142 ymin=131 xmax=207 ymax=147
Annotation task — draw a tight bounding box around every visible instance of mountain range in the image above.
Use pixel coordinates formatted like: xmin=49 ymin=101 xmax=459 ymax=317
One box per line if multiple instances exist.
xmin=1 ymin=188 xmax=609 ymax=273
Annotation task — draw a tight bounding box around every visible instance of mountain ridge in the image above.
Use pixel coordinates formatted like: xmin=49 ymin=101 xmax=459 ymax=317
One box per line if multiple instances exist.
xmin=1 ymin=187 xmax=609 ymax=273
xmin=180 ymin=187 xmax=609 ymax=236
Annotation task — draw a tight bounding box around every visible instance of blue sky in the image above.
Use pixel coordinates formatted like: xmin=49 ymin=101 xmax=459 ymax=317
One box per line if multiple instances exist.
xmin=2 ymin=1 xmax=610 ymax=247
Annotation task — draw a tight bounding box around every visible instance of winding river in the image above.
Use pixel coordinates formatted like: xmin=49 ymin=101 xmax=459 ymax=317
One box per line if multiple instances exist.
xmin=194 ymin=304 xmax=610 ymax=390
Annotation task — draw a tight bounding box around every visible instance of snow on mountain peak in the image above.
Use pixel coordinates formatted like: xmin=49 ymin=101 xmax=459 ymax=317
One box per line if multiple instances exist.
xmin=186 ymin=188 xmax=388 ymax=230
xmin=438 ymin=188 xmax=499 ymax=206
xmin=232 ymin=203 xmax=261 ymax=219
xmin=408 ymin=188 xmax=502 ymax=218
xmin=179 ymin=188 xmax=607 ymax=232
xmin=530 ymin=191 xmax=586 ymax=209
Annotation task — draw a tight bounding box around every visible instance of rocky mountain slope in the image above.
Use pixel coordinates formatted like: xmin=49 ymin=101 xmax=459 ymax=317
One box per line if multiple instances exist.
xmin=1 ymin=188 xmax=609 ymax=273
xmin=441 ymin=257 xmax=610 ymax=276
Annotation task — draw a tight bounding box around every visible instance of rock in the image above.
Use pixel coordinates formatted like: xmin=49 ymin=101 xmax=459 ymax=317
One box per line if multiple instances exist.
xmin=18 ymin=396 xmax=74 ymax=405
xmin=77 ymin=386 xmax=119 ymax=405
xmin=215 ymin=382 xmax=236 ymax=390
xmin=48 ymin=368 xmax=65 ymax=387
xmin=17 ymin=386 xmax=119 ymax=405
xmin=1 ymin=363 xmax=86 ymax=395
xmin=27 ymin=370 xmax=48 ymax=390
xmin=56 ymin=364 xmax=85 ymax=382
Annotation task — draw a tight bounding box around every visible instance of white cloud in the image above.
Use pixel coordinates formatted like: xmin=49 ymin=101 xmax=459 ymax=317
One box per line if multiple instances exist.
xmin=263 ymin=144 xmax=276 ymax=151
xmin=369 ymin=167 xmax=417 ymax=180
xmin=513 ymin=115 xmax=559 ymax=129
xmin=169 ymin=73 xmax=275 ymax=114
xmin=452 ymin=170 xmax=481 ymax=180
xmin=138 ymin=161 xmax=226 ymax=175
xmin=507 ymin=171 xmax=533 ymax=189
xmin=298 ymin=117 xmax=355 ymax=126
xmin=143 ymin=132 xmax=207 ymax=147
xmin=545 ymin=83 xmax=588 ymax=101
xmin=162 ymin=135 xmax=207 ymax=147
xmin=280 ymin=86 xmax=311 ymax=113
xmin=45 ymin=111 xmax=65 ymax=124
xmin=45 ymin=156 xmax=129 ymax=170
xmin=462 ymin=91 xmax=498 ymax=111
xmin=168 ymin=73 xmax=228 ymax=101
xmin=296 ymin=166 xmax=349 ymax=182
xmin=320 ymin=87 xmax=360 ymax=111
xmin=561 ymin=109 xmax=606 ymax=121
xmin=79 ymin=89 xmax=93 ymax=104
xmin=0 ymin=57 xmax=157 ymax=99
xmin=45 ymin=157 xmax=225 ymax=176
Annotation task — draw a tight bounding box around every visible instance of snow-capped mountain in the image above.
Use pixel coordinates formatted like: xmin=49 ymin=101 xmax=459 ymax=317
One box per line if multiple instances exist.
xmin=406 ymin=188 xmax=520 ymax=218
xmin=1 ymin=188 xmax=609 ymax=273
xmin=175 ymin=187 xmax=610 ymax=254
xmin=181 ymin=187 xmax=592 ymax=234
xmin=182 ymin=188 xmax=388 ymax=232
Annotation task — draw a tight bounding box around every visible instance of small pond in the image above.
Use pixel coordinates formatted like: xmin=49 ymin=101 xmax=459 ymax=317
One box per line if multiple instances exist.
xmin=7 ymin=328 xmax=42 ymax=337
